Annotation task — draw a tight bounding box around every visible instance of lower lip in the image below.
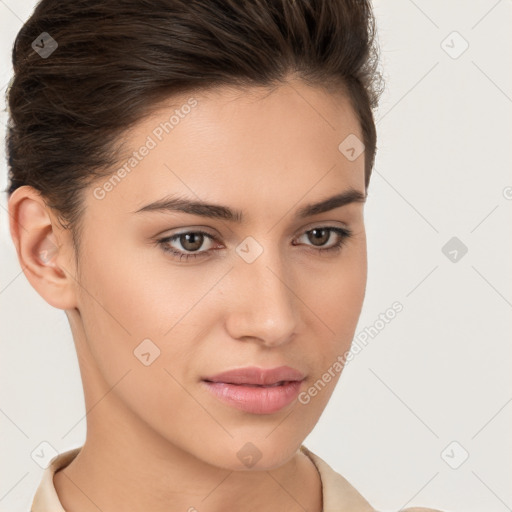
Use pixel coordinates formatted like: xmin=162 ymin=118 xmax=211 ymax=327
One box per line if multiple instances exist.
xmin=202 ymin=380 xmax=303 ymax=414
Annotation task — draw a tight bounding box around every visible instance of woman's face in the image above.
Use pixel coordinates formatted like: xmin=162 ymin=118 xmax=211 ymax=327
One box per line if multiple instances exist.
xmin=70 ymin=80 xmax=367 ymax=470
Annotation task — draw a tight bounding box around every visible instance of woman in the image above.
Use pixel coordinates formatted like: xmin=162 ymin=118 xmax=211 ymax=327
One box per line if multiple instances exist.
xmin=6 ymin=0 xmax=445 ymax=510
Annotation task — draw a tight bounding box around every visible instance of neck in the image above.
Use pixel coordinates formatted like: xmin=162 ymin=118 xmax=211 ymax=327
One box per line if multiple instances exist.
xmin=54 ymin=430 xmax=322 ymax=512
xmin=53 ymin=322 xmax=323 ymax=512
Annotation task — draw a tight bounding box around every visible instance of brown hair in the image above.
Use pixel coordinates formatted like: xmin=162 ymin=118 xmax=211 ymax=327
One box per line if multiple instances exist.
xmin=4 ymin=0 xmax=383 ymax=255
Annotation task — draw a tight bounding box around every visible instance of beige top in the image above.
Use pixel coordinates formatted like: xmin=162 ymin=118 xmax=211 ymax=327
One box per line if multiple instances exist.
xmin=30 ymin=444 xmax=443 ymax=512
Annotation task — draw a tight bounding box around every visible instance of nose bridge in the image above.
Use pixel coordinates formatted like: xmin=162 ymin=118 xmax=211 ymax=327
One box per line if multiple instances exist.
xmin=226 ymin=241 xmax=299 ymax=345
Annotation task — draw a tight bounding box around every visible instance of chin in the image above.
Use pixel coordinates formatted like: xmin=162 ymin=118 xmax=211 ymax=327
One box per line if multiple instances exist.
xmin=196 ymin=436 xmax=302 ymax=472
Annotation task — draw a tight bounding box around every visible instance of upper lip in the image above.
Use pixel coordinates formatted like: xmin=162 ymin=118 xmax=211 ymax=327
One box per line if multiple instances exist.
xmin=203 ymin=366 xmax=305 ymax=386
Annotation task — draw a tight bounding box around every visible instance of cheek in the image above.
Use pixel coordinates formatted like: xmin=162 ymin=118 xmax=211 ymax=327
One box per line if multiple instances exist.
xmin=298 ymin=238 xmax=367 ymax=397
xmin=75 ymin=248 xmax=212 ymax=437
xmin=80 ymin=228 xmax=210 ymax=333
xmin=307 ymin=241 xmax=367 ymax=340
xmin=76 ymin=235 xmax=223 ymax=381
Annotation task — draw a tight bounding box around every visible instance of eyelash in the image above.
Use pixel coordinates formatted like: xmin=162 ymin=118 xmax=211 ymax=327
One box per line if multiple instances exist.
xmin=156 ymin=226 xmax=353 ymax=262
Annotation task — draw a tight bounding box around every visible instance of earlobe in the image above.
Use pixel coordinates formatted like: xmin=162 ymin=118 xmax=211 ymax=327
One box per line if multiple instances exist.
xmin=7 ymin=185 xmax=78 ymax=310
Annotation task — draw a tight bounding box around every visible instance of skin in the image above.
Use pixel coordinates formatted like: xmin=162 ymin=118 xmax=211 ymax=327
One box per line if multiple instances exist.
xmin=9 ymin=79 xmax=369 ymax=512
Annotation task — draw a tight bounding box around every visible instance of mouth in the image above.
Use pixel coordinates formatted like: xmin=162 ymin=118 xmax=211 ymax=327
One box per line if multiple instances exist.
xmin=201 ymin=367 xmax=306 ymax=414
xmin=202 ymin=380 xmax=304 ymax=414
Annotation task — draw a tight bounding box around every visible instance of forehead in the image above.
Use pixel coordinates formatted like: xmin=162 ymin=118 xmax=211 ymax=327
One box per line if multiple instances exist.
xmin=87 ymin=81 xmax=365 ymax=223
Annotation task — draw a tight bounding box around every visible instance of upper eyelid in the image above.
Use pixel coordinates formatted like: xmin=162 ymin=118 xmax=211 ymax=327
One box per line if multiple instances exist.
xmin=159 ymin=221 xmax=350 ymax=240
xmin=159 ymin=225 xmax=349 ymax=250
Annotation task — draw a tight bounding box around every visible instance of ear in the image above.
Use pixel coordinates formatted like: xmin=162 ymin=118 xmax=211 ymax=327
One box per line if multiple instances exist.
xmin=8 ymin=185 xmax=78 ymax=310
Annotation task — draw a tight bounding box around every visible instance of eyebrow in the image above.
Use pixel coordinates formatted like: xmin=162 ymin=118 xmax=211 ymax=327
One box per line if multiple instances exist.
xmin=133 ymin=187 xmax=367 ymax=222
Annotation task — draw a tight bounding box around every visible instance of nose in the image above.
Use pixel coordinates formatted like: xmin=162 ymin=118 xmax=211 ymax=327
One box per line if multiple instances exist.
xmin=224 ymin=248 xmax=299 ymax=348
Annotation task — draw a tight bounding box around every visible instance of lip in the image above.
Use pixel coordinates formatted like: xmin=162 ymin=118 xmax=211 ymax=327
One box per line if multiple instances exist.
xmin=203 ymin=366 xmax=305 ymax=386
xmin=202 ymin=366 xmax=306 ymax=414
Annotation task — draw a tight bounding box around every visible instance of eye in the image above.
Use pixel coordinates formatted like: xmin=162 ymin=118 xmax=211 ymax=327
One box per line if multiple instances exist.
xmin=294 ymin=227 xmax=353 ymax=255
xmin=157 ymin=230 xmax=217 ymax=261
xmin=156 ymin=226 xmax=353 ymax=262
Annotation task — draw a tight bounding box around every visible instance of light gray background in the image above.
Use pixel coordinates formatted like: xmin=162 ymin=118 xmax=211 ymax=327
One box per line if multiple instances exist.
xmin=1 ymin=1 xmax=511 ymax=511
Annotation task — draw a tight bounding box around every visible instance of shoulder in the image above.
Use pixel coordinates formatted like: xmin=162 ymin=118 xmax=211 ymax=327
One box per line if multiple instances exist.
xmin=301 ymin=446 xmax=448 ymax=512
